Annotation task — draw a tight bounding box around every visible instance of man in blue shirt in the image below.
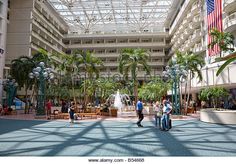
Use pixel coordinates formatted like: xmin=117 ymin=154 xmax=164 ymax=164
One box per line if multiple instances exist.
xmin=136 ymin=99 xmax=144 ymax=127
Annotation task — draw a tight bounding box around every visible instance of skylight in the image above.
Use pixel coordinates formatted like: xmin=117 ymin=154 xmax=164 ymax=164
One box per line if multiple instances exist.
xmin=48 ymin=0 xmax=174 ymax=34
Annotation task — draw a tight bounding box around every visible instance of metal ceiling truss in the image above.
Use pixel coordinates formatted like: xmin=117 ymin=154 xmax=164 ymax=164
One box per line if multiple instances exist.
xmin=48 ymin=0 xmax=173 ymax=34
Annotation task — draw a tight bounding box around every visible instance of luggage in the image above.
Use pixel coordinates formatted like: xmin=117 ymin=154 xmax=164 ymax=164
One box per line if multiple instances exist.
xmin=169 ymin=119 xmax=172 ymax=129
xmin=160 ymin=116 xmax=172 ymax=130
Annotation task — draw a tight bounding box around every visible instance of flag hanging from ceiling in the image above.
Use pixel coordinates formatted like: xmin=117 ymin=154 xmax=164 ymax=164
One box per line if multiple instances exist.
xmin=206 ymin=0 xmax=223 ymax=56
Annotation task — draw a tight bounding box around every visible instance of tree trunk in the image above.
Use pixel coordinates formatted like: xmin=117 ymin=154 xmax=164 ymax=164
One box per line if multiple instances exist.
xmin=71 ymin=74 xmax=77 ymax=112
xmin=134 ymin=80 xmax=138 ymax=105
xmin=24 ymin=87 xmax=28 ymax=114
xmin=183 ymin=81 xmax=187 ymax=115
xmin=186 ymin=72 xmax=192 ymax=115
xmin=84 ymin=73 xmax=87 ymax=112
xmin=179 ymin=81 xmax=183 ymax=115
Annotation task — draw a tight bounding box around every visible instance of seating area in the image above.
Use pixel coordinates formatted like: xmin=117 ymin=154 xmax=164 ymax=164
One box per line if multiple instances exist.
xmin=50 ymin=107 xmax=101 ymax=120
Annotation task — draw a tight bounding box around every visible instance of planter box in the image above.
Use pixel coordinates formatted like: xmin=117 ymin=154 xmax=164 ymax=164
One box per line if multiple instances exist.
xmin=110 ymin=108 xmax=118 ymax=117
xmin=200 ymin=108 xmax=236 ymax=124
xmin=101 ymin=112 xmax=109 ymax=116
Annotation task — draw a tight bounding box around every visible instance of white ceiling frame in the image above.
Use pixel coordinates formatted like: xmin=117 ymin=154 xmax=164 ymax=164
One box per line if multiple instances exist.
xmin=48 ymin=0 xmax=174 ymax=34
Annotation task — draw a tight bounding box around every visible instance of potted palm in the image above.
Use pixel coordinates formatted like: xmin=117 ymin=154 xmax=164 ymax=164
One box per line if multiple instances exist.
xmin=199 ymin=87 xmax=236 ymax=124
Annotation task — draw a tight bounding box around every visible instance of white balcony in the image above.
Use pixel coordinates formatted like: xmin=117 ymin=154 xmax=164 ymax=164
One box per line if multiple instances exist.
xmin=171 ymin=34 xmax=177 ymax=44
xmin=186 ymin=12 xmax=193 ymax=20
xmin=178 ymin=24 xmax=184 ymax=32
xmin=182 ymin=19 xmax=188 ymax=28
xmin=184 ymin=29 xmax=191 ymax=39
xmin=67 ymin=42 xmax=166 ymax=49
xmin=224 ymin=0 xmax=236 ymax=13
xmin=192 ymin=15 xmax=202 ymax=28
xmin=224 ymin=12 xmax=236 ymax=32
xmin=152 ymin=52 xmax=165 ymax=57
xmin=188 ymin=22 xmax=195 ymax=33
xmin=192 ymin=29 xmax=202 ymax=43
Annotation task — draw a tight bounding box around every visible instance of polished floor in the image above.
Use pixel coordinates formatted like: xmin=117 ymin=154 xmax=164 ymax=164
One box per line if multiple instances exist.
xmin=0 ymin=116 xmax=236 ymax=156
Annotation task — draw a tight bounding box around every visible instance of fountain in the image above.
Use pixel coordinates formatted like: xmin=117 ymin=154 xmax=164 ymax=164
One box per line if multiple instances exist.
xmin=107 ymin=90 xmax=136 ymax=117
xmin=114 ymin=90 xmax=123 ymax=112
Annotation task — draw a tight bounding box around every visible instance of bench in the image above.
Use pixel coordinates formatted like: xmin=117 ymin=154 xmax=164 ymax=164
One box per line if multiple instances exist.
xmin=75 ymin=113 xmax=97 ymax=120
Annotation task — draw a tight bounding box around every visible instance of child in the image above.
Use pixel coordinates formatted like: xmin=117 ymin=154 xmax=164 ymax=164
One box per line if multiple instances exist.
xmin=68 ymin=104 xmax=75 ymax=124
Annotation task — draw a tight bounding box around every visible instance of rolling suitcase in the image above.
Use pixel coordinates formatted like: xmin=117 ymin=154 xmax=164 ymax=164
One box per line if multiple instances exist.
xmin=169 ymin=119 xmax=172 ymax=129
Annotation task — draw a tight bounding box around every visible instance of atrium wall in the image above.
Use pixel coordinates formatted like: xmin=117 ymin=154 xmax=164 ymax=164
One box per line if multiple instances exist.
xmin=6 ymin=0 xmax=68 ymax=66
xmin=64 ymin=32 xmax=171 ymax=80
xmin=168 ymin=0 xmax=236 ymax=99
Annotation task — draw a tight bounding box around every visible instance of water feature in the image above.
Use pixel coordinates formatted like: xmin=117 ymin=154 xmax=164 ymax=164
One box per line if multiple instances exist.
xmin=114 ymin=90 xmax=123 ymax=112
xmin=107 ymin=90 xmax=135 ymax=117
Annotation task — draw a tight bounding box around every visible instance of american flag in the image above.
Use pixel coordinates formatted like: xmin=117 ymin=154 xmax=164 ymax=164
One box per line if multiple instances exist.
xmin=206 ymin=0 xmax=223 ymax=56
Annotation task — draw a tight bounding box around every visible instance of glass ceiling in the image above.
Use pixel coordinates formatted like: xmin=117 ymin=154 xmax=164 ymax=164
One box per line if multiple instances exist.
xmin=48 ymin=0 xmax=174 ymax=34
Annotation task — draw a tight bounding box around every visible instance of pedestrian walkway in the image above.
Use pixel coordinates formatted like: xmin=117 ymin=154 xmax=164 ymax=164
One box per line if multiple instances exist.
xmin=0 ymin=116 xmax=236 ymax=156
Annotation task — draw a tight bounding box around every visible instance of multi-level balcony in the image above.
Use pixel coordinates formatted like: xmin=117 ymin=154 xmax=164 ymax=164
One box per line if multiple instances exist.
xmin=224 ymin=0 xmax=236 ymax=13
xmin=191 ymin=1 xmax=200 ymax=15
xmin=224 ymin=12 xmax=236 ymax=32
xmin=67 ymin=41 xmax=166 ymax=49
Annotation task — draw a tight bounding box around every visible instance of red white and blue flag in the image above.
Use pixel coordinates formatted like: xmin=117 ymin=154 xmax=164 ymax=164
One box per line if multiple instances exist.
xmin=206 ymin=0 xmax=223 ymax=56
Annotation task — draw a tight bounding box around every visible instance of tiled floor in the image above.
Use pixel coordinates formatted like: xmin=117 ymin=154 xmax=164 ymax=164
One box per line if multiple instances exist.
xmin=0 ymin=113 xmax=236 ymax=156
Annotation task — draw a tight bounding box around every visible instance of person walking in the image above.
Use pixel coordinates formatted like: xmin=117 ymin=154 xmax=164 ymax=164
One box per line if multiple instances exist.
xmin=46 ymin=99 xmax=52 ymax=120
xmin=136 ymin=99 xmax=144 ymax=127
xmin=161 ymin=99 xmax=172 ymax=131
xmin=154 ymin=101 xmax=162 ymax=129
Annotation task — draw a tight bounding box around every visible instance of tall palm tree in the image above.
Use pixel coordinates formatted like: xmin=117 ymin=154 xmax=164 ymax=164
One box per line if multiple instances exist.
xmin=52 ymin=52 xmax=81 ymax=105
xmin=175 ymin=51 xmax=205 ymax=114
xmin=77 ymin=50 xmax=103 ymax=109
xmin=208 ymin=28 xmax=234 ymax=57
xmin=118 ymin=48 xmax=150 ymax=103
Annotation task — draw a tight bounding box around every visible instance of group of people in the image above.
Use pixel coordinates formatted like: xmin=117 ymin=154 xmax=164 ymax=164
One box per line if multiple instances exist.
xmin=136 ymin=99 xmax=172 ymax=131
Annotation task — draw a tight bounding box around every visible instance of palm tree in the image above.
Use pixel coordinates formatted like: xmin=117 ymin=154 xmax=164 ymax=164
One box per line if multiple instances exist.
xmin=96 ymin=78 xmax=121 ymax=103
xmin=208 ymin=28 xmax=234 ymax=57
xmin=118 ymin=48 xmax=150 ymax=103
xmin=216 ymin=52 xmax=236 ymax=76
xmin=11 ymin=56 xmax=35 ymax=113
xmin=138 ymin=77 xmax=170 ymax=102
xmin=77 ymin=50 xmax=103 ymax=109
xmin=52 ymin=52 xmax=81 ymax=105
xmin=174 ymin=51 xmax=205 ymax=114
xmin=208 ymin=29 xmax=236 ymax=76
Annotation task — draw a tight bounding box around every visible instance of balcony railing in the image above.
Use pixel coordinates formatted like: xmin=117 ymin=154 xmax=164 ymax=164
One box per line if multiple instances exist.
xmin=224 ymin=12 xmax=236 ymax=31
xmin=224 ymin=0 xmax=236 ymax=13
xmin=191 ymin=1 xmax=200 ymax=14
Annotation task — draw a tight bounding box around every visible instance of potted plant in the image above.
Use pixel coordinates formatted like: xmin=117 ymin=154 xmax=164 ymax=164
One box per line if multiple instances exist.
xmin=198 ymin=87 xmax=236 ymax=124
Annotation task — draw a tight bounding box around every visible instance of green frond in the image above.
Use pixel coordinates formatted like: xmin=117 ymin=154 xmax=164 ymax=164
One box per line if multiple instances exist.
xmin=216 ymin=57 xmax=236 ymax=76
